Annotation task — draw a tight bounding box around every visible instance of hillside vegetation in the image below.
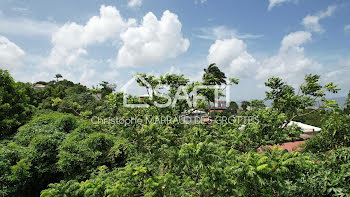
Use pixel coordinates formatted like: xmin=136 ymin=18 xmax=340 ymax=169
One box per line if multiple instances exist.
xmin=1 ymin=67 xmax=350 ymax=196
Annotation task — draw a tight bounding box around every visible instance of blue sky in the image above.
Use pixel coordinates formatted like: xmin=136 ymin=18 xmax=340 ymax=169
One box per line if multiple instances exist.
xmin=0 ymin=0 xmax=349 ymax=100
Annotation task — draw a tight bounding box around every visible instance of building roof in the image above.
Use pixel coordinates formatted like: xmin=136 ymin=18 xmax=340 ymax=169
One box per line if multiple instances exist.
xmin=192 ymin=110 xmax=207 ymax=114
xmin=139 ymin=94 xmax=150 ymax=97
xmin=287 ymin=121 xmax=321 ymax=133
xmin=203 ymin=118 xmax=213 ymax=122
xmin=259 ymin=141 xmax=305 ymax=152
xmin=34 ymin=84 xmax=45 ymax=88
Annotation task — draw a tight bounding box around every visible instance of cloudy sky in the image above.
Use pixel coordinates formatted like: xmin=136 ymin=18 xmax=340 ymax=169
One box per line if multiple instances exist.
xmin=0 ymin=0 xmax=350 ymax=100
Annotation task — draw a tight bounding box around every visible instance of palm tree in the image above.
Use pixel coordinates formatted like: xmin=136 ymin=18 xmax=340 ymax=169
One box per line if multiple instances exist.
xmin=203 ymin=63 xmax=227 ymax=85
xmin=202 ymin=64 xmax=227 ymax=108
xmin=55 ymin=74 xmax=63 ymax=82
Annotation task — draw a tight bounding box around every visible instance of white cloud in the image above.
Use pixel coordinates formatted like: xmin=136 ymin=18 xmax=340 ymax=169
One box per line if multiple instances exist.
xmin=302 ymin=5 xmax=336 ymax=33
xmin=188 ymin=70 xmax=204 ymax=82
xmin=323 ymin=59 xmax=350 ymax=95
xmin=207 ymin=37 xmax=257 ymax=78
xmin=0 ymin=12 xmax=58 ymax=36
xmin=128 ymin=0 xmax=142 ymax=8
xmin=7 ymin=6 xmax=189 ymax=89
xmin=280 ymin=31 xmax=312 ymax=52
xmin=79 ymin=68 xmax=97 ymax=86
xmin=256 ymin=31 xmax=322 ymax=84
xmin=255 ymin=5 xmax=336 ymax=84
xmin=116 ymin=10 xmax=190 ymax=67
xmin=197 ymin=26 xmax=263 ymax=40
xmin=168 ymin=66 xmax=181 ymax=74
xmin=0 ymin=35 xmax=25 ymax=69
xmin=268 ymin=0 xmax=293 ymax=11
xmin=47 ymin=5 xmax=134 ymax=67
xmin=345 ymin=24 xmax=350 ymax=32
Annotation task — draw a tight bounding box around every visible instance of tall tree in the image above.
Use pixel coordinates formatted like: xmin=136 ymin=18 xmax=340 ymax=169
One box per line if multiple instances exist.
xmin=0 ymin=69 xmax=33 ymax=138
xmin=99 ymin=81 xmax=116 ymax=99
xmin=227 ymin=101 xmax=239 ymax=114
xmin=55 ymin=74 xmax=63 ymax=82
xmin=249 ymin=99 xmax=266 ymax=110
xmin=265 ymin=74 xmax=340 ymax=125
xmin=202 ymin=64 xmax=239 ymax=108
xmin=203 ymin=63 xmax=227 ymax=85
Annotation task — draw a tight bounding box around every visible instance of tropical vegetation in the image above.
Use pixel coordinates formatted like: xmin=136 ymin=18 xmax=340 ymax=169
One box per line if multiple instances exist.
xmin=0 ymin=65 xmax=349 ymax=197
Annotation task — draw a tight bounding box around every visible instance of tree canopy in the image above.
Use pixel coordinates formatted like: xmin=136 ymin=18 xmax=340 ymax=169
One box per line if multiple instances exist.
xmin=0 ymin=67 xmax=350 ymax=197
xmin=0 ymin=70 xmax=34 ymax=138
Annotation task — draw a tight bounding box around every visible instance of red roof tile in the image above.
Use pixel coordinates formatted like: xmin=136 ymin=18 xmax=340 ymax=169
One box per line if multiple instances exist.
xmin=258 ymin=141 xmax=305 ymax=152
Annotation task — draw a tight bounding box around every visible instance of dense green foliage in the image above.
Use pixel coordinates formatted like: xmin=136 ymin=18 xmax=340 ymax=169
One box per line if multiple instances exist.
xmin=345 ymin=91 xmax=350 ymax=115
xmin=305 ymin=111 xmax=350 ymax=153
xmin=0 ymin=112 xmax=125 ymax=196
xmin=0 ymin=70 xmax=34 ymax=138
xmin=1 ymin=68 xmax=349 ymax=196
xmin=294 ymin=108 xmax=325 ymax=127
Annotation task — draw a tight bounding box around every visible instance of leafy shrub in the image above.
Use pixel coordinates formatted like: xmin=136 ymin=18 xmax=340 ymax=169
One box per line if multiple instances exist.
xmin=0 ymin=112 xmax=113 ymax=196
xmin=295 ymin=147 xmax=350 ymax=196
xmin=305 ymin=111 xmax=350 ymax=153
xmin=55 ymin=114 xmax=78 ymax=132
xmin=57 ymin=132 xmax=127 ymax=180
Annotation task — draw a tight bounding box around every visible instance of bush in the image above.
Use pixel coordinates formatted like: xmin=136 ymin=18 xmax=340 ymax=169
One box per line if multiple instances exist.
xmin=55 ymin=114 xmax=78 ymax=132
xmin=305 ymin=111 xmax=350 ymax=153
xmin=57 ymin=132 xmax=127 ymax=180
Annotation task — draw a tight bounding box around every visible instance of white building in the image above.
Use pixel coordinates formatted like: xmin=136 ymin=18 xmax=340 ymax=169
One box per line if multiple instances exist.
xmin=287 ymin=121 xmax=321 ymax=139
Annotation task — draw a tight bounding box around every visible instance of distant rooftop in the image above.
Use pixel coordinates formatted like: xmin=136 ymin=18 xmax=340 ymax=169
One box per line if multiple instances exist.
xmin=210 ymin=100 xmax=228 ymax=110
xmin=34 ymin=84 xmax=46 ymax=89
xmin=287 ymin=121 xmax=321 ymax=133
xmin=259 ymin=141 xmax=305 ymax=152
